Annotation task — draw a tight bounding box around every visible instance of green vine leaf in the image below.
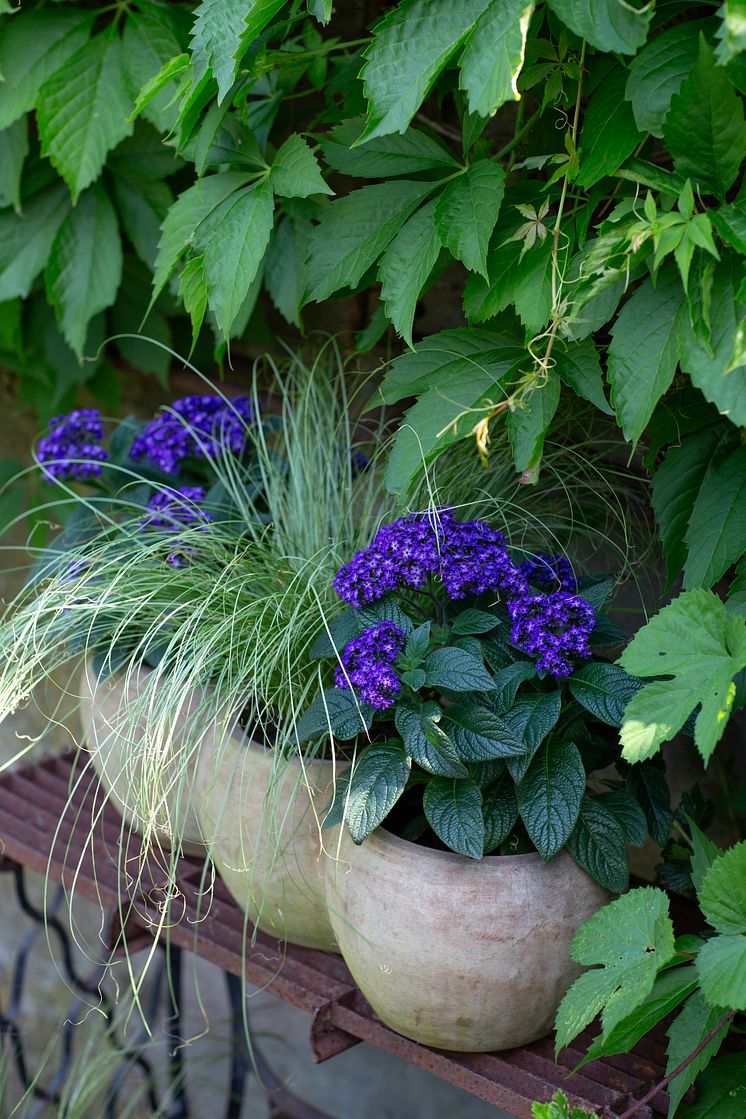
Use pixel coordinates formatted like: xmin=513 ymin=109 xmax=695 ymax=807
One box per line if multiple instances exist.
xmin=683 ymin=445 xmax=746 ymax=589
xmin=0 ymin=9 xmax=92 ymax=131
xmin=122 ymin=8 xmax=183 ymax=134
xmin=191 ymin=0 xmax=287 ymax=103
xmin=577 ymin=65 xmax=643 ymax=189
xmin=379 ymin=198 xmax=441 ymax=347
xmin=459 ymin=0 xmax=534 ymax=118
xmin=554 ymin=340 xmax=613 ymax=415
xmin=270 ymin=133 xmax=332 ymax=199
xmin=434 ymin=160 xmax=506 ymax=277
xmin=546 ymin=0 xmax=654 ymax=55
xmin=0 ymin=116 xmax=28 ymax=212
xmin=506 ymin=369 xmax=560 ymax=474
xmin=0 ymin=183 xmax=70 ymax=301
xmin=625 ymin=20 xmax=704 ymax=138
xmin=321 ymin=118 xmax=460 ymax=177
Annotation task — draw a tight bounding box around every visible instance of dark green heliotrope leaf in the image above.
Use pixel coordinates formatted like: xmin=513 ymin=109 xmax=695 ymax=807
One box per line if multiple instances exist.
xmin=294 ymin=686 xmax=374 ymax=741
xmin=344 ymin=740 xmax=411 ymax=844
xmin=577 ymin=65 xmax=643 ymax=189
xmin=679 ymin=255 xmax=746 ymax=428
xmin=625 ymin=20 xmax=705 ymax=137
xmin=0 ymin=10 xmax=92 ymax=130
xmin=517 ymin=739 xmax=585 ymax=861
xmin=546 ymin=0 xmax=653 ymax=54
xmin=607 ymin=267 xmax=686 ymax=446
xmin=569 ymin=662 xmax=643 ymax=728
xmin=45 ymin=182 xmax=122 ymax=360
xmin=0 ymin=183 xmax=70 ymax=301
xmin=434 ymin=160 xmax=505 ymax=277
xmin=663 ymin=36 xmax=746 ymax=199
xmin=379 ymin=198 xmax=441 ymax=347
xmin=459 ymin=0 xmax=534 ymax=118
xmin=503 ymin=690 xmax=562 ymax=782
xmin=553 ymin=339 xmax=613 ymax=415
xmin=394 ymin=701 xmax=469 ymax=777
xmin=651 ymin=426 xmax=736 ymax=583
xmin=490 ymin=661 xmax=537 ymax=713
xmin=567 ymin=796 xmax=629 ymax=893
xmin=0 ymin=117 xmax=28 ymax=211
xmin=309 ymin=609 xmax=360 ymax=659
xmin=442 ymin=702 xmax=527 ymax=761
xmin=195 ymin=178 xmax=274 ymax=336
xmin=403 ymin=621 xmax=431 ymax=663
xmin=270 ymin=134 xmax=332 ymax=199
xmin=451 ymin=608 xmax=499 ymax=636
xmin=595 ymin=790 xmax=648 ymax=846
xmin=683 ymin=445 xmax=746 ymax=590
xmin=678 ymin=1053 xmax=746 ymax=1119
xmin=506 ymin=370 xmax=561 ymax=475
xmin=37 ymin=28 xmax=133 ymax=202
xmin=482 ymin=772 xmax=518 ymax=852
xmin=579 ymin=968 xmax=698 ymax=1068
xmin=666 ymin=993 xmax=731 ymax=1117
xmin=305 ymin=179 xmax=435 ymax=303
xmin=321 ymin=118 xmax=460 ymax=177
xmin=625 ymin=761 xmax=673 ymax=847
xmin=619 ymin=590 xmax=746 ymax=763
xmin=423 ymin=775 xmax=484 ymax=858
xmin=358 ymin=0 xmax=492 ymax=142
xmin=554 ymin=887 xmax=676 ymax=1054
xmin=358 ymin=598 xmax=415 ymax=633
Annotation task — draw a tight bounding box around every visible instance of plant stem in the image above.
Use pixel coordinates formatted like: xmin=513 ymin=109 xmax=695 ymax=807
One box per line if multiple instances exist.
xmin=616 ymin=1010 xmax=735 ymax=1119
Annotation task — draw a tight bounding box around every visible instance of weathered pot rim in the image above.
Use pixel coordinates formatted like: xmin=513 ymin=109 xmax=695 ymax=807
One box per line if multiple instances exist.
xmin=360 ymin=825 xmax=570 ymax=870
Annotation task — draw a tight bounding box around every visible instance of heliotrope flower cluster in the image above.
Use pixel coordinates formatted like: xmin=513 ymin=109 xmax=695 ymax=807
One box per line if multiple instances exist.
xmin=508 ymin=592 xmax=595 ymax=677
xmin=37 ymin=410 xmax=108 ymax=481
xmin=334 ymin=621 xmax=406 ymax=709
xmin=130 ymin=395 xmax=254 ymax=475
xmin=333 ymin=511 xmax=527 ymax=608
xmin=141 ymin=486 xmax=212 ymax=568
xmin=519 ymin=553 xmax=576 ymax=592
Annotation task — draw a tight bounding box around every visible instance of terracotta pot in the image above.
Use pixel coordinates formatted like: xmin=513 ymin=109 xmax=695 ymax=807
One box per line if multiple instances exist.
xmin=193 ymin=733 xmax=345 ymax=952
xmin=79 ymin=659 xmax=208 ymax=854
xmin=326 ymin=827 xmax=609 ymax=1052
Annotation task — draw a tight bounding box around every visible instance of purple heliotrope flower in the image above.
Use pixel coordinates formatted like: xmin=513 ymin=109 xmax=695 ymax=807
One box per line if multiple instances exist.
xmin=519 ymin=553 xmax=576 ymax=592
xmin=508 ymin=592 xmax=595 ymax=678
xmin=334 ymin=621 xmax=406 ymax=709
xmin=130 ymin=395 xmax=254 ymax=475
xmin=37 ymin=409 xmax=108 ymax=482
xmin=333 ymin=511 xmax=527 ymax=607
xmin=141 ymin=486 xmax=212 ymax=568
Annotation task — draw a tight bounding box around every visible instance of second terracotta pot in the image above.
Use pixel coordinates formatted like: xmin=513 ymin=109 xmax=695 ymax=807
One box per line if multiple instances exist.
xmin=326 ymin=827 xmax=609 ymax=1052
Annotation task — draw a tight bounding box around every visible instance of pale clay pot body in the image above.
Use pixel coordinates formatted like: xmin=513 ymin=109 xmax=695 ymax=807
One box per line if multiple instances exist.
xmin=79 ymin=660 xmax=206 ymax=853
xmin=193 ymin=732 xmax=346 ymax=952
xmin=327 ymin=828 xmax=610 ymax=1052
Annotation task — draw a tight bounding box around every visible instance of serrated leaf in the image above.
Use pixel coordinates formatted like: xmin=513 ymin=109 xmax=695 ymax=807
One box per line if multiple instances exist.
xmin=321 ymin=118 xmax=459 ymax=177
xmin=295 ymin=686 xmax=374 ymax=742
xmin=345 ymin=740 xmax=411 ymax=843
xmin=122 ymin=8 xmax=183 ymax=133
xmin=711 ymin=202 xmax=746 ymax=255
xmin=607 ymin=267 xmax=686 ymax=445
xmin=620 ymin=589 xmax=746 ymax=763
xmin=683 ymin=446 xmax=746 ymax=589
xmin=695 ymin=933 xmax=746 ymax=1010
xmin=625 ymin=762 xmax=672 ymax=847
xmin=0 ymin=116 xmax=28 ymax=211
xmin=595 ymin=790 xmax=648 ymax=847
xmin=434 ymin=160 xmax=505 ymax=277
xmin=0 ymin=183 xmax=70 ymax=301
xmin=651 ymin=426 xmax=732 ymax=583
xmin=569 ymin=663 xmax=643 ymax=728
xmin=554 ymin=340 xmax=613 ymax=415
xmin=0 ymin=10 xmax=92 ymax=131
xmin=265 ymin=214 xmax=312 ymax=328
xmin=196 ymin=178 xmax=274 ymax=336
xmin=423 ymin=646 xmax=495 ymax=692
xmin=482 ymin=772 xmax=518 ymax=852
xmin=379 ymin=198 xmax=440 ymax=347
xmin=423 ymin=775 xmax=484 ymax=858
xmin=305 ymin=179 xmax=435 ymax=303
xmin=567 ymin=796 xmax=629 ymax=892
xmin=512 ymin=235 xmax=554 ymax=334
xmin=555 ymin=887 xmax=676 ymax=1053
xmin=178 ymin=256 xmax=208 ymax=350
xmin=459 ymin=0 xmax=534 ymax=118
xmin=191 ymin=0 xmax=287 ymax=103
xmin=663 ymin=35 xmax=746 ymax=199
xmin=678 ymin=1053 xmax=746 ymax=1119
xmin=130 ymin=53 xmax=189 ymax=123
xmin=378 ymin=325 xmax=519 ymax=405
xmin=359 ymin=0 xmax=492 ymax=142
xmin=577 ymin=66 xmax=643 ymax=189
xmin=112 ymin=175 xmax=173 ymax=272
xmin=666 ymin=993 xmax=730 ymax=1117
xmin=45 ymin=182 xmax=121 ymax=360
xmin=152 ymin=171 xmax=251 ymax=301
xmin=679 ymin=255 xmax=746 ymax=428
xmin=690 ymin=818 xmax=720 ymax=894
xmin=506 ymin=370 xmax=560 ymax=474
xmin=517 ymin=739 xmax=585 ymax=860
xmin=503 ymin=690 xmax=562 ymax=782
xmin=270 ymin=133 xmax=332 ymax=199
xmin=37 ymin=30 xmax=133 ymax=202
xmin=395 ymin=701 xmax=468 ymax=777
xmin=625 ymin=21 xmax=704 ymax=137
xmin=698 ymin=842 xmax=746 ymax=935
xmin=546 ymin=0 xmax=653 ymax=54
xmin=442 ymin=702 xmax=527 ymax=761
